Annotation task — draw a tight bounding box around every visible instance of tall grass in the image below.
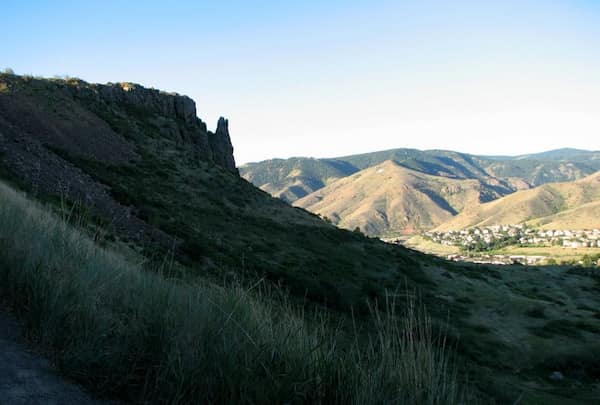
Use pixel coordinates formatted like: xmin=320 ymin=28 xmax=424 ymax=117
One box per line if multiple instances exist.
xmin=0 ymin=181 xmax=470 ymax=404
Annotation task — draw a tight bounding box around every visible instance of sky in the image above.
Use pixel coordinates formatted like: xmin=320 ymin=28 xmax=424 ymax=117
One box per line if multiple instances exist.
xmin=3 ymin=0 xmax=600 ymax=164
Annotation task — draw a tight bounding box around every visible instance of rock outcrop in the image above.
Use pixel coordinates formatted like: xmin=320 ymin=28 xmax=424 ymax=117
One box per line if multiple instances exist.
xmin=209 ymin=117 xmax=237 ymax=173
xmin=0 ymin=73 xmax=238 ymax=252
xmin=67 ymin=80 xmax=237 ymax=173
xmin=82 ymin=82 xmax=200 ymax=125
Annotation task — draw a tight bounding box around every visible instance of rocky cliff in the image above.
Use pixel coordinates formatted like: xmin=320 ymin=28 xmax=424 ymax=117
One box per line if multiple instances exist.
xmin=0 ymin=73 xmax=237 ymax=248
xmin=69 ymin=80 xmax=237 ymax=173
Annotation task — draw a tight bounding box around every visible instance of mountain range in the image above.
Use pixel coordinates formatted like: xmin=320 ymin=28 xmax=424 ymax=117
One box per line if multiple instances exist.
xmin=241 ymin=148 xmax=600 ymax=236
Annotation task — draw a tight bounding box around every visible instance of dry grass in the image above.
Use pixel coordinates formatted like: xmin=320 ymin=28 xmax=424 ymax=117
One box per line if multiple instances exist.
xmin=0 ymin=180 xmax=469 ymax=404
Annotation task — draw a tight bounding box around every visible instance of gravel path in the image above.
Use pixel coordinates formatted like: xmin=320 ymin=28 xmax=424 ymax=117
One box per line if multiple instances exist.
xmin=0 ymin=308 xmax=114 ymax=405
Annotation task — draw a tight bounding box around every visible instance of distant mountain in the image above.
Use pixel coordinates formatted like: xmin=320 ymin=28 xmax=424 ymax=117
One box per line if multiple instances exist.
xmin=435 ymin=171 xmax=600 ymax=231
xmin=241 ymin=148 xmax=600 ymax=205
xmin=294 ymin=160 xmax=504 ymax=237
xmin=240 ymin=157 xmax=358 ymax=202
xmin=513 ymin=148 xmax=600 ymax=161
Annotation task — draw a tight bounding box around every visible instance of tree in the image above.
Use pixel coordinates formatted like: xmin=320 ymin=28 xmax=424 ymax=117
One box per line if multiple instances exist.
xmin=353 ymin=226 xmax=364 ymax=236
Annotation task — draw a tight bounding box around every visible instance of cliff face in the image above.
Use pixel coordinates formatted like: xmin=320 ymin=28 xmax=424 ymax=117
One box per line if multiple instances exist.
xmin=0 ymin=73 xmax=237 ymax=248
xmin=69 ymin=80 xmax=237 ymax=173
xmin=0 ymin=75 xmax=236 ymax=172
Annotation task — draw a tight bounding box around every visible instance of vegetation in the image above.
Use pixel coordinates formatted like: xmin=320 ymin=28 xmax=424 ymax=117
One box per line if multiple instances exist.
xmin=0 ymin=180 xmax=468 ymax=404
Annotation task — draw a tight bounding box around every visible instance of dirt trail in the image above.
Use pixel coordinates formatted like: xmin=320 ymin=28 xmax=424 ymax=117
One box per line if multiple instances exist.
xmin=0 ymin=308 xmax=116 ymax=405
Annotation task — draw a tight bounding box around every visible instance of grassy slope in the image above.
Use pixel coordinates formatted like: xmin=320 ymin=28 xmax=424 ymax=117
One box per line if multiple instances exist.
xmin=294 ymin=160 xmax=502 ymax=237
xmin=0 ymin=180 xmax=466 ymax=404
xmin=436 ymin=172 xmax=600 ymax=231
xmin=532 ymin=200 xmax=600 ymax=230
xmin=63 ymin=137 xmax=427 ymax=312
xmin=423 ymin=260 xmax=600 ymax=404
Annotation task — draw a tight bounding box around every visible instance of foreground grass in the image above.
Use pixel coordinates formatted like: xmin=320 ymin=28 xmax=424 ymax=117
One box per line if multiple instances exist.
xmin=0 ymin=181 xmax=469 ymax=404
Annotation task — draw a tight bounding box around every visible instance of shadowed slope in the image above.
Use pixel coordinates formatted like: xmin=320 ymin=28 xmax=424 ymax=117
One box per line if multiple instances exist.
xmin=0 ymin=73 xmax=426 ymax=311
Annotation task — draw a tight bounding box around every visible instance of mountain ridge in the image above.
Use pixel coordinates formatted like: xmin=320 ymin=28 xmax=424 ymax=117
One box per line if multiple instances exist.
xmin=242 ymin=147 xmax=600 ymax=237
xmin=241 ymin=147 xmax=600 ymax=207
xmin=294 ymin=160 xmax=504 ymax=236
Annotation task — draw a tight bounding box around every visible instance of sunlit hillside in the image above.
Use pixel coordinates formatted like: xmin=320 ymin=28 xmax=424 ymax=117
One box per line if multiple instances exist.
xmin=294 ymin=160 xmax=503 ymax=236
xmin=436 ymin=171 xmax=600 ymax=231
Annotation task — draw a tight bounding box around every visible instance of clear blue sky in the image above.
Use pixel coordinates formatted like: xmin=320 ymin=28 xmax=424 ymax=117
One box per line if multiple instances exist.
xmin=4 ymin=0 xmax=600 ymax=164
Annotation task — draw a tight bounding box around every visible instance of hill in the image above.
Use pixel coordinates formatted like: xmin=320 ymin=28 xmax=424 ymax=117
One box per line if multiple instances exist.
xmin=294 ymin=160 xmax=503 ymax=237
xmin=0 ymin=72 xmax=428 ymax=309
xmin=0 ymin=178 xmax=470 ymax=404
xmin=436 ymin=171 xmax=600 ymax=231
xmin=531 ymin=200 xmax=600 ymax=230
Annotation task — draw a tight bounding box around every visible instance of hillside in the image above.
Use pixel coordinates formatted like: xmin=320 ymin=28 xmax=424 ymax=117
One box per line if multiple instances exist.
xmin=3 ymin=177 xmax=600 ymax=404
xmin=0 ymin=178 xmax=470 ymax=404
xmin=436 ymin=171 xmax=600 ymax=231
xmin=0 ymin=72 xmax=426 ymax=309
xmin=294 ymin=160 xmax=503 ymax=237
xmin=531 ymin=200 xmax=600 ymax=230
